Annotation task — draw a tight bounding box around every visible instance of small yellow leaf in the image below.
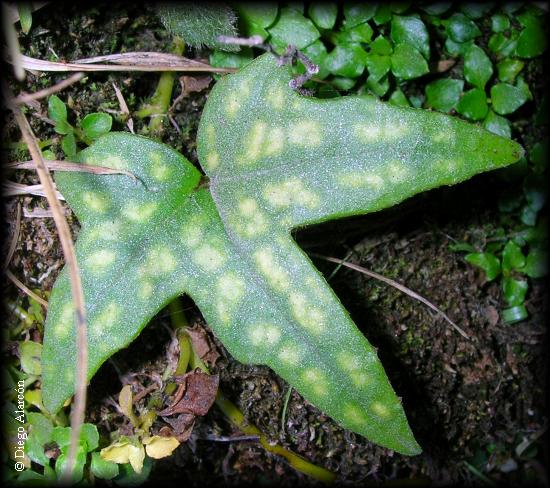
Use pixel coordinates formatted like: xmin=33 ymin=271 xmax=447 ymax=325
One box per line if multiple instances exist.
xmin=118 ymin=385 xmax=139 ymax=427
xmin=143 ymin=435 xmax=180 ymax=459
xmin=100 ymin=439 xmax=145 ymax=474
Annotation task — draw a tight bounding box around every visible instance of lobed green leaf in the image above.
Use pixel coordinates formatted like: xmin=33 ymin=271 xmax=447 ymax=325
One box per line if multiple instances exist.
xmin=43 ymin=53 xmax=523 ymax=457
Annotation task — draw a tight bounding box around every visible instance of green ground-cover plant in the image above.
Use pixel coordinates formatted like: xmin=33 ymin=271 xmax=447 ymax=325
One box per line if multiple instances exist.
xmin=48 ymin=95 xmax=113 ymax=158
xmin=41 ymin=52 xmax=523 ymax=459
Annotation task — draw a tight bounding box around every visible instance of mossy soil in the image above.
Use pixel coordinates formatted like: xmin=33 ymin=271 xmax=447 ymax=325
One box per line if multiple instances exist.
xmin=4 ymin=3 xmax=548 ymax=486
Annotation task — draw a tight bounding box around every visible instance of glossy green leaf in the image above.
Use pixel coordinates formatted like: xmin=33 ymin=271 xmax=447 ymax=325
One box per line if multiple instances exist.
xmin=419 ymin=3 xmax=452 ymax=15
xmin=331 ymin=76 xmax=357 ymax=91
xmin=48 ymin=95 xmax=71 ymax=134
xmin=491 ymin=82 xmax=528 ymax=115
xmin=483 ymin=110 xmax=511 ymax=138
xmin=497 ymin=58 xmax=525 ymax=83
xmin=333 ymin=22 xmax=374 ymax=44
xmin=81 ymin=113 xmax=113 ymax=141
xmin=464 ymin=44 xmax=493 ymax=89
xmin=488 ymin=30 xmax=519 ymax=56
xmin=370 ymin=35 xmax=393 ymax=55
xmin=516 ymin=23 xmax=547 ymax=58
xmin=55 ymin=446 xmax=87 ymax=484
xmin=502 ymin=241 xmax=526 ymax=271
xmin=268 ymin=7 xmax=320 ymax=53
xmin=391 ymin=14 xmax=430 ymax=59
xmin=91 ymin=451 xmax=120 ymax=480
xmin=373 ymin=4 xmax=392 ymax=25
xmin=522 ymin=247 xmax=548 ymax=278
xmin=52 ymin=423 xmax=99 ymax=452
xmin=343 ymin=3 xmax=377 ymax=27
xmin=425 ymin=79 xmax=464 ymax=113
xmin=502 ymin=304 xmax=528 ymax=324
xmin=502 ymin=276 xmax=528 ymax=307
xmin=444 ymin=38 xmax=474 ymax=57
xmin=209 ymin=48 xmax=254 ymax=70
xmin=25 ymin=413 xmax=54 ymax=466
xmin=62 ymin=132 xmax=77 ymax=159
xmin=325 ymin=44 xmax=367 ymax=78
xmin=457 ymin=88 xmax=489 ymax=121
xmin=366 ymin=53 xmax=391 ymax=82
xmin=307 ymin=2 xmax=338 ymax=30
xmin=460 ymin=3 xmax=495 ymax=19
xmin=366 ymin=74 xmax=390 ymax=97
xmin=388 ymin=88 xmax=410 ymax=107
xmin=491 ymin=13 xmax=510 ymax=33
xmin=19 ymin=340 xmax=42 ymax=375
xmin=465 ymin=252 xmax=501 ymax=281
xmin=391 ymin=43 xmax=429 ymax=80
xmin=235 ymin=3 xmax=278 ymax=29
xmin=445 ymin=13 xmax=481 ymax=43
xmin=42 ymin=53 xmax=523 ymax=456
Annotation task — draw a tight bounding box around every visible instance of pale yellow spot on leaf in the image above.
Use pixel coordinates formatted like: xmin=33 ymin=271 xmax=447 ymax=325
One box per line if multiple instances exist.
xmin=149 ymin=152 xmax=170 ymax=181
xmin=249 ymin=323 xmax=281 ymax=346
xmin=140 ymin=281 xmax=154 ymax=299
xmin=371 ymin=401 xmax=391 ymax=418
xmin=103 ymin=155 xmax=126 ymax=169
xmin=290 ymin=293 xmax=326 ymax=334
xmin=193 ymin=244 xmax=226 ymax=271
xmin=86 ymin=249 xmax=116 ymax=272
xmin=94 ymin=302 xmax=119 ymax=337
xmin=234 ymin=198 xmax=267 ymax=237
xmin=264 ymin=127 xmax=284 ymax=156
xmin=288 ymin=120 xmax=321 ymax=146
xmin=338 ymin=172 xmax=384 ymax=189
xmin=205 ymin=152 xmax=220 ymax=170
xmin=355 ymin=123 xmax=408 ymax=141
xmin=216 ymin=273 xmax=245 ymax=323
xmin=245 ymin=121 xmax=267 ymax=162
xmin=55 ymin=302 xmax=74 ymax=339
xmin=278 ymin=343 xmax=301 ymax=365
xmin=264 ymin=178 xmax=319 ymax=209
xmin=302 ymin=368 xmax=328 ymax=396
xmin=254 ymin=248 xmax=290 ymax=292
xmin=122 ymin=201 xmax=158 ymax=221
xmin=83 ymin=192 xmax=108 ymax=213
xmin=344 ymin=403 xmax=368 ymax=425
xmin=270 ymin=86 xmax=285 ymax=109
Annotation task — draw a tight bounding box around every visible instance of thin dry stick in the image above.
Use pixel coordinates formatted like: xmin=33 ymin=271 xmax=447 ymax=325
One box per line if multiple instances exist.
xmin=3 ymin=181 xmax=64 ymax=199
xmin=6 ymin=269 xmax=49 ymax=309
xmin=112 ymin=82 xmax=134 ymax=134
xmin=2 ymin=2 xmax=25 ymax=81
xmin=6 ymin=90 xmax=88 ymax=483
xmin=12 ymin=53 xmax=237 ymax=73
xmin=14 ymin=72 xmax=85 ymax=104
xmin=4 ymin=202 xmax=21 ymax=269
xmin=7 ymin=159 xmax=138 ymax=180
xmin=310 ymin=253 xmax=470 ymax=340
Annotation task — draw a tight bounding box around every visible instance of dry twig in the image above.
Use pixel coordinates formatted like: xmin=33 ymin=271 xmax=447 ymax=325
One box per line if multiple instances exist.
xmin=14 ymin=72 xmax=85 ymax=104
xmin=5 ymin=87 xmax=88 ymax=483
xmin=6 ymin=269 xmax=49 ymax=309
xmin=310 ymin=253 xmax=470 ymax=339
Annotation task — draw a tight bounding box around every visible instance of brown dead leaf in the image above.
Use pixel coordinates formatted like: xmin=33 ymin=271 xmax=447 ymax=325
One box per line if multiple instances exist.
xmin=159 ymin=370 xmax=219 ymax=417
xmin=185 ymin=326 xmax=220 ymax=366
xmin=179 ymin=75 xmax=212 ymax=96
xmin=162 ymin=414 xmax=196 ymax=442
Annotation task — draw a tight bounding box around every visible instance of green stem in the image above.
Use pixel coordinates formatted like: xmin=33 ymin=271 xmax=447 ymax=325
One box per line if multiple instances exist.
xmin=135 ymin=37 xmax=185 ymax=135
xmin=168 ymin=298 xmax=337 ymax=484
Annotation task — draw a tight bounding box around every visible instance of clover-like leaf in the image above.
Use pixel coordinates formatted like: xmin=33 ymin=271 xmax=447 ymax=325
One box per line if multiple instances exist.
xmin=42 ymin=53 xmax=523 ymax=456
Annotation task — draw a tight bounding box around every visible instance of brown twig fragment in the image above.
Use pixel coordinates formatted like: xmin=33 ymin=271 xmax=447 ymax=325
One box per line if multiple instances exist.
xmin=310 ymin=253 xmax=470 ymax=340
xmin=6 ymin=269 xmax=49 ymax=309
xmin=4 ymin=202 xmax=21 ymax=270
xmin=14 ymin=72 xmax=85 ymax=104
xmin=5 ymin=86 xmax=88 ymax=483
xmin=112 ymin=82 xmax=134 ymax=134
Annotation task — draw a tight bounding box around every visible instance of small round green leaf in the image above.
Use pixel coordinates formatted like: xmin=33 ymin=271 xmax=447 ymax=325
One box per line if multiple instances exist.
xmin=235 ymin=3 xmax=278 ymax=29
xmin=370 ymin=35 xmax=393 ymax=55
xmin=91 ymin=451 xmax=119 ymax=480
xmin=343 ymin=3 xmax=377 ymax=28
xmin=444 ymin=38 xmax=473 ymax=57
xmin=333 ymin=22 xmax=373 ymax=44
xmin=19 ymin=341 xmax=42 ymax=375
xmin=210 ymin=48 xmax=254 ymax=70
xmin=445 ymin=13 xmax=481 ymax=43
xmin=365 ymin=53 xmax=391 ymax=82
xmin=391 ymin=14 xmax=430 ymax=59
xmin=465 ymin=252 xmax=501 ymax=281
xmin=366 ymin=73 xmax=390 ymax=96
xmin=267 ymin=7 xmax=320 ymax=53
xmin=491 ymin=13 xmax=510 ymax=32
xmin=502 ymin=241 xmax=526 ymax=271
xmin=388 ymin=88 xmax=410 ymax=107
xmin=48 ymin=95 xmax=67 ymax=126
xmin=516 ymin=23 xmax=547 ymax=58
xmin=81 ymin=113 xmax=113 ymax=141
xmin=307 ymin=2 xmax=338 ymax=30
xmin=502 ymin=276 xmax=528 ymax=307
xmin=373 ymin=4 xmax=393 ymax=25
xmin=502 ymin=305 xmax=528 ymax=324
xmin=61 ymin=132 xmax=77 ymax=158
xmin=457 ymin=88 xmax=489 ymax=121
xmin=390 ymin=43 xmax=429 ymax=80
xmin=483 ymin=110 xmax=511 ymax=138
xmin=425 ymin=79 xmax=464 ymax=112
xmin=490 ymin=82 xmax=528 ymax=115
xmin=464 ymin=44 xmax=493 ymax=89
xmin=460 ymin=2 xmax=495 ymax=19
xmin=325 ymin=44 xmax=367 ymax=78
xmin=522 ymin=247 xmax=548 ymax=278
xmin=497 ymin=58 xmax=525 ymax=83
xmin=488 ymin=30 xmax=519 ymax=56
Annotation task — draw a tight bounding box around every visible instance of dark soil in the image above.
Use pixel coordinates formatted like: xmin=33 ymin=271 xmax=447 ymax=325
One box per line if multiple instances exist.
xmin=3 ymin=2 xmax=548 ymax=487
